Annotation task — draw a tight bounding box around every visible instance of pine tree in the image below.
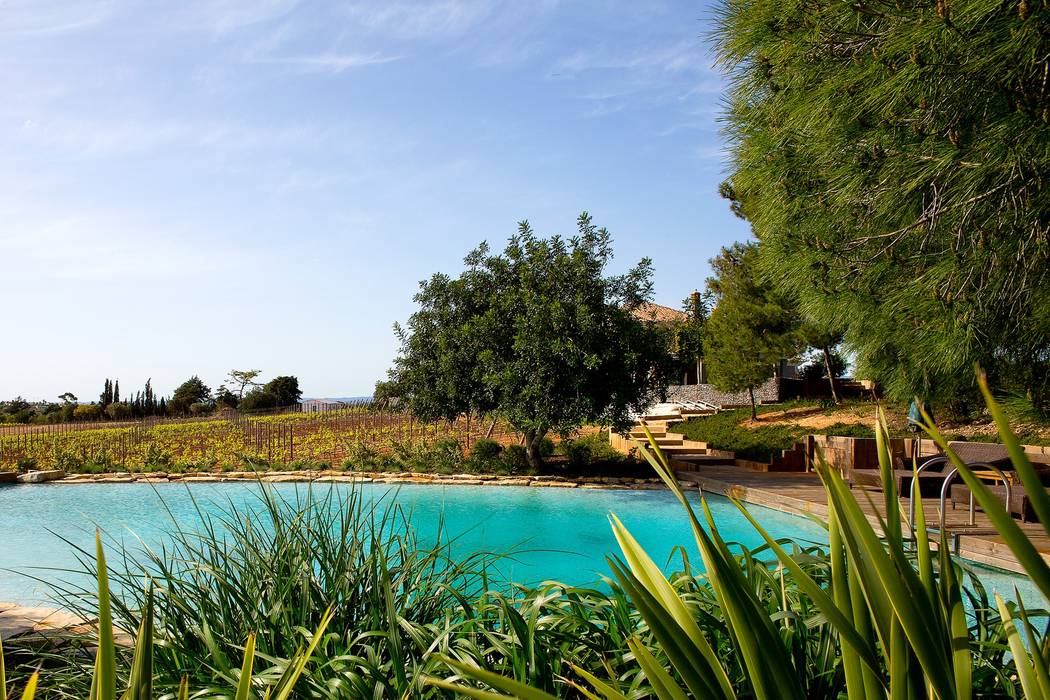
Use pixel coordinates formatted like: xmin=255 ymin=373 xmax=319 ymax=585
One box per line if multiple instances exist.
xmin=113 ymin=380 xmax=120 ymax=404
xmin=100 ymin=379 xmax=113 ymax=408
xmin=705 ymin=243 xmax=801 ymax=420
xmin=714 ymin=0 xmax=1050 ymax=408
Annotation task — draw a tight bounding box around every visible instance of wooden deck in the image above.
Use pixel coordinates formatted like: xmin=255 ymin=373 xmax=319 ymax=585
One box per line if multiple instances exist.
xmin=675 ymin=464 xmax=1050 ymax=574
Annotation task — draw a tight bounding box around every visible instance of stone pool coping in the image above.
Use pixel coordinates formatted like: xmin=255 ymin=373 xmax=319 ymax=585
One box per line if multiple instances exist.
xmin=26 ymin=470 xmax=692 ymax=491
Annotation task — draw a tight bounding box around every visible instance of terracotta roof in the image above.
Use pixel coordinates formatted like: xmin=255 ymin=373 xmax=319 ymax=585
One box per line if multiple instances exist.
xmin=632 ymin=302 xmax=688 ymax=324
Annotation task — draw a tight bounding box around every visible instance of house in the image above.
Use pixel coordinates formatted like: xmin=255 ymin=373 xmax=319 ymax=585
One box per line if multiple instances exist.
xmin=301 ymin=398 xmax=348 ymax=413
xmin=631 ymin=297 xmax=799 ymax=407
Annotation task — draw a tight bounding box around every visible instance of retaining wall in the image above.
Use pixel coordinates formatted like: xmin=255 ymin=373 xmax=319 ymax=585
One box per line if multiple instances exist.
xmin=665 ymin=378 xmax=779 ymax=407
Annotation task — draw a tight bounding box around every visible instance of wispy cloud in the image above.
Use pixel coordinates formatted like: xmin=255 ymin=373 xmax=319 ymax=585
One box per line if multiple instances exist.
xmin=0 ymin=212 xmax=253 ymax=281
xmin=340 ymin=0 xmax=496 ymax=40
xmin=175 ymin=0 xmax=303 ymax=35
xmin=15 ymin=117 xmax=334 ymax=157
xmin=0 ymin=0 xmax=114 ymax=37
xmin=253 ymin=51 xmax=400 ymax=74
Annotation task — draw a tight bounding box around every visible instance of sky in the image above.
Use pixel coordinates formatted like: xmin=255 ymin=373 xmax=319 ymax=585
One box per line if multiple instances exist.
xmin=0 ymin=0 xmax=752 ymax=402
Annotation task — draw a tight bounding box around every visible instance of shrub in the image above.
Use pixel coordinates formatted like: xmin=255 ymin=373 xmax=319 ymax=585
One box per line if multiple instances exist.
xmin=429 ymin=438 xmax=463 ymax=474
xmin=15 ymin=457 xmax=37 ymax=472
xmin=105 ymin=402 xmax=133 ymax=420
xmin=538 ymin=436 xmax=555 ymax=459
xmin=73 ymin=404 xmax=102 ymax=421
xmin=558 ymin=432 xmax=629 ymax=469
xmin=239 ymin=389 xmax=278 ymax=412
xmin=501 ymin=444 xmax=530 ymax=474
xmin=467 ymin=438 xmax=503 ymax=472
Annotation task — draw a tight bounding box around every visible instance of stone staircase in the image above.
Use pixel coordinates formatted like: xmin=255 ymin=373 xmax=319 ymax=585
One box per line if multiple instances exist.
xmin=623 ymin=403 xmax=735 ymax=465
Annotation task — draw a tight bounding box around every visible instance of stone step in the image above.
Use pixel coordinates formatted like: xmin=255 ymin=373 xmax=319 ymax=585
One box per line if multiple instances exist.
xmin=641 ymin=412 xmax=684 ymax=422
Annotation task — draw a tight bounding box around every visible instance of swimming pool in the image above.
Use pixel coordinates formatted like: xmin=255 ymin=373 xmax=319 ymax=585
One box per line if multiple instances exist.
xmin=0 ymin=481 xmax=1037 ymax=606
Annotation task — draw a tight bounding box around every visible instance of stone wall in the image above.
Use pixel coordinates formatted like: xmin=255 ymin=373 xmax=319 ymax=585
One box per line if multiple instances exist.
xmin=665 ymin=378 xmax=780 ymax=407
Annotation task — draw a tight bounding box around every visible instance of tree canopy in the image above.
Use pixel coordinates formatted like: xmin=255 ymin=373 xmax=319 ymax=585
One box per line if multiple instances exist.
xmin=264 ymin=376 xmax=303 ymax=408
xmin=170 ymin=376 xmax=212 ymax=415
xmin=714 ymin=0 xmax=1050 ymax=409
xmin=384 ymin=213 xmax=673 ymax=467
xmin=705 ymin=242 xmax=802 ymax=419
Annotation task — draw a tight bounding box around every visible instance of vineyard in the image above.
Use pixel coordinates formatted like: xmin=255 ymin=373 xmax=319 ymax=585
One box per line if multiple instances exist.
xmin=0 ymin=402 xmax=520 ymax=473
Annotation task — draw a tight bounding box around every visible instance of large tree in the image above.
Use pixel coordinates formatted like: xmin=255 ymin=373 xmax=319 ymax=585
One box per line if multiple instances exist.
xmin=714 ymin=0 xmax=1050 ymax=409
xmin=170 ymin=376 xmax=212 ymax=415
xmin=264 ymin=376 xmax=302 ymax=407
xmin=705 ymin=243 xmax=802 ymax=420
xmin=385 ymin=213 xmax=673 ymax=468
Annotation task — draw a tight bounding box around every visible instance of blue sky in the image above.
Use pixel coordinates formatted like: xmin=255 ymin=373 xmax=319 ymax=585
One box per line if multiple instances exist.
xmin=1 ymin=0 xmax=751 ymax=401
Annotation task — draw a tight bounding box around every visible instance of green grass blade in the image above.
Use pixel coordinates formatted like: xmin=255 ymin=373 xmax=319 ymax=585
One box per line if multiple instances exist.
xmin=1 ymin=628 xmax=6 ymax=700
xmin=875 ymin=410 xmax=901 ymax=548
xmin=126 ymin=586 xmax=154 ymax=700
xmin=18 ymin=674 xmax=36 ymax=700
xmin=818 ymin=463 xmax=957 ymax=699
xmin=977 ymin=372 xmax=1050 ymax=532
xmin=638 ymin=433 xmax=801 ymax=699
xmin=177 ymin=676 xmax=188 ymax=700
xmin=235 ymin=634 xmax=257 ymax=700
xmin=425 ymin=656 xmax=560 ymax=700
xmin=626 ymin=637 xmax=689 ymax=700
xmin=733 ymin=500 xmax=884 ymax=684
xmin=94 ymin=531 xmax=117 ymax=700
xmin=829 ymin=511 xmax=867 ymax=699
xmin=568 ymin=664 xmax=629 ymax=700
xmin=1017 ymin=594 xmax=1050 ymax=699
xmin=606 ymin=557 xmax=732 ymax=698
xmin=272 ymin=606 xmax=334 ymax=700
xmin=995 ymin=594 xmax=1041 ymax=698
xmin=921 ymin=416 xmax=1050 ymax=603
xmin=608 ymin=514 xmax=734 ymax=696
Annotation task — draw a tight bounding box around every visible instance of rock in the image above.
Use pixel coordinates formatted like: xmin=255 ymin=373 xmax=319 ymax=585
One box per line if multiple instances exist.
xmin=95 ymin=477 xmax=135 ymax=483
xmin=17 ymin=470 xmax=66 ymax=484
xmin=434 ymin=478 xmax=484 ymax=485
xmin=580 ymin=483 xmax=628 ymax=490
xmin=134 ymin=477 xmax=170 ymax=483
xmin=314 ymin=475 xmax=373 ymax=483
xmin=491 ymin=479 xmax=531 ymax=486
xmin=183 ymin=476 xmax=221 ymax=482
xmin=530 ymin=475 xmax=566 ymax=482
xmin=528 ymin=481 xmax=578 ymax=488
xmin=261 ymin=475 xmax=307 ymax=483
xmin=0 ymin=472 xmax=18 ymax=484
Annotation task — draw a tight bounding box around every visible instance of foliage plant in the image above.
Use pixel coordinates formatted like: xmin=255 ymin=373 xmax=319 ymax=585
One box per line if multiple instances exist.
xmin=714 ymin=0 xmax=1050 ymax=408
xmin=381 ymin=213 xmax=675 ymax=468
xmin=6 ymin=378 xmax=1047 ymax=699
xmin=1 ymin=530 xmax=332 ymax=700
xmin=437 ymin=374 xmax=1049 ymax=698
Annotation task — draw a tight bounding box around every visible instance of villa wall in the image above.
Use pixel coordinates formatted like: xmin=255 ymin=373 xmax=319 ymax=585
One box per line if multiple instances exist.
xmin=665 ymin=378 xmax=779 ymax=407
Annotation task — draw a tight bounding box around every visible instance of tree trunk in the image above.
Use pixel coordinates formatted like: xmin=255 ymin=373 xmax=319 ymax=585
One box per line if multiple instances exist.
xmin=822 ymin=345 xmax=841 ymax=404
xmin=524 ymin=429 xmax=547 ymax=470
xmin=748 ymin=385 xmax=757 ymax=421
xmin=485 ymin=416 xmax=497 ymax=439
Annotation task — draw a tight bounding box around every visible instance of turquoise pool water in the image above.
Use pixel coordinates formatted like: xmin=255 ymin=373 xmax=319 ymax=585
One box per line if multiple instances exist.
xmin=0 ymin=482 xmax=1037 ymax=607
